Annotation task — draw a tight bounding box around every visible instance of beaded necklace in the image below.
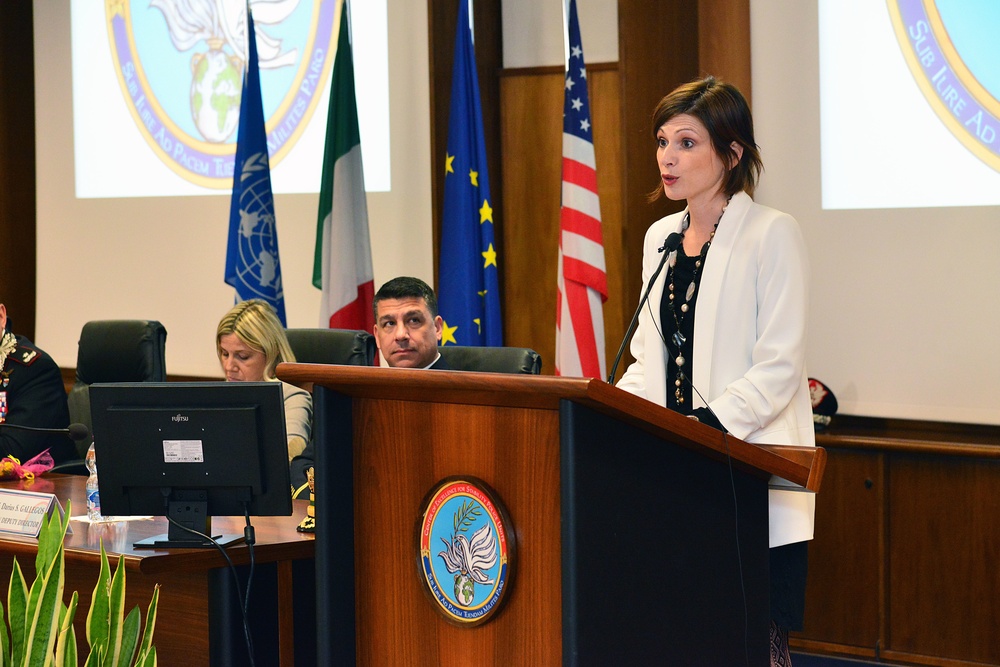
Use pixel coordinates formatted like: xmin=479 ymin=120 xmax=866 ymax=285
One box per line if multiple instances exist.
xmin=665 ymin=203 xmax=726 ymax=406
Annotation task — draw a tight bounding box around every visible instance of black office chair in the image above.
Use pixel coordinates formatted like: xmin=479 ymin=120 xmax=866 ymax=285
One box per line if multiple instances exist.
xmin=286 ymin=328 xmax=376 ymax=498
xmin=58 ymin=320 xmax=167 ymax=472
xmin=437 ymin=345 xmax=542 ymax=375
xmin=285 ymin=328 xmax=377 ymax=366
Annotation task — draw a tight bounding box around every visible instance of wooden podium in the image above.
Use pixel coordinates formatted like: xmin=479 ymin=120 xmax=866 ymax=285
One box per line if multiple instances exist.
xmin=277 ymin=364 xmax=825 ymax=666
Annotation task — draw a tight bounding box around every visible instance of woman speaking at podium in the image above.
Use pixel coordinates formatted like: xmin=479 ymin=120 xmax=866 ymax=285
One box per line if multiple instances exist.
xmin=216 ymin=299 xmax=312 ymax=462
xmin=615 ymin=76 xmax=814 ymax=665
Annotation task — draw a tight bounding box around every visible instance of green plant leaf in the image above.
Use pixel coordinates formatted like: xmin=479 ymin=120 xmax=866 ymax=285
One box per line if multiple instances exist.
xmin=34 ymin=501 xmax=71 ymax=583
xmin=33 ymin=512 xmax=57 ymax=581
xmin=8 ymin=558 xmax=28 ymax=666
xmin=85 ymin=543 xmax=112 ymax=653
xmin=113 ymin=607 xmax=140 ymax=667
xmin=104 ymin=555 xmax=128 ymax=667
xmin=55 ymin=591 xmax=78 ymax=667
xmin=136 ymin=645 xmax=156 ymax=667
xmin=0 ymin=497 xmax=156 ymax=667
xmin=22 ymin=537 xmax=65 ymax=667
xmin=82 ymin=644 xmax=103 ymax=667
xmin=17 ymin=498 xmax=73 ymax=667
xmin=0 ymin=573 xmax=9 ymax=666
xmin=136 ymin=585 xmax=159 ymax=663
xmin=18 ymin=512 xmax=68 ymax=665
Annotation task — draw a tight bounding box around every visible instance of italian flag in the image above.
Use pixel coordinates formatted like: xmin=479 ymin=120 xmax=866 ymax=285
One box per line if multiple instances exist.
xmin=314 ymin=0 xmax=374 ymax=331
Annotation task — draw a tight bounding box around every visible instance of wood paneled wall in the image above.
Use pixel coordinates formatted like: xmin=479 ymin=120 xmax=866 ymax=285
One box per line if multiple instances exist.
xmin=617 ymin=0 xmax=699 ymax=354
xmin=427 ymin=0 xmax=504 ymax=293
xmin=698 ymin=0 xmax=752 ymax=99
xmin=794 ymin=420 xmax=1000 ymax=666
xmin=498 ymin=65 xmax=624 ymax=368
xmin=0 ymin=2 xmax=37 ymax=339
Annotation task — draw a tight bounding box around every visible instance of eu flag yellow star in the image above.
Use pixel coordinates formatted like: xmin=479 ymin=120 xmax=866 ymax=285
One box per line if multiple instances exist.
xmin=445 ymin=153 xmax=455 ymax=174
xmin=441 ymin=319 xmax=458 ymax=345
xmin=479 ymin=199 xmax=493 ymax=224
xmin=482 ymin=243 xmax=497 ymax=268
xmin=469 ymin=169 xmax=478 ymax=186
xmin=473 ymin=318 xmax=481 ymax=335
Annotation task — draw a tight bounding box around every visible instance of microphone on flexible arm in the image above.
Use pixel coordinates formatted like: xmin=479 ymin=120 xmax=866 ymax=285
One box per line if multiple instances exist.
xmin=0 ymin=422 xmax=91 ymax=443
xmin=607 ymin=232 xmax=684 ymax=384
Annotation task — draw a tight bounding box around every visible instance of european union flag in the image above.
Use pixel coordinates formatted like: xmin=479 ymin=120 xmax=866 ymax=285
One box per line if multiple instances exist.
xmin=224 ymin=9 xmax=286 ymax=325
xmin=438 ymin=0 xmax=502 ymax=346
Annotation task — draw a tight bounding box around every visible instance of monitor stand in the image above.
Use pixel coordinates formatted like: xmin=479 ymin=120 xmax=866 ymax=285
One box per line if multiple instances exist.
xmin=133 ymin=531 xmax=244 ymax=549
xmin=133 ymin=491 xmax=244 ymax=549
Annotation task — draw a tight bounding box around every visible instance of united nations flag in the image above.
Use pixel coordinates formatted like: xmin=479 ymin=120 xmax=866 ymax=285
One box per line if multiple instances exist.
xmin=224 ymin=9 xmax=287 ymax=325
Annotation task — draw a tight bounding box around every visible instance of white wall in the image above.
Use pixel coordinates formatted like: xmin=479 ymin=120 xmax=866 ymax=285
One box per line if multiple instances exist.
xmin=33 ymin=0 xmax=432 ymax=378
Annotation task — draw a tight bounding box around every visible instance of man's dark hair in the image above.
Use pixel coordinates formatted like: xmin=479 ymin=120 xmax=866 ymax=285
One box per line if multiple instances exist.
xmin=372 ymin=277 xmax=438 ymax=319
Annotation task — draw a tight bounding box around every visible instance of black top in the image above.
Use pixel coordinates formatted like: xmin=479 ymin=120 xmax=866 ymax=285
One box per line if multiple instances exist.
xmin=660 ymin=246 xmax=702 ymax=414
xmin=427 ymin=354 xmax=451 ymax=371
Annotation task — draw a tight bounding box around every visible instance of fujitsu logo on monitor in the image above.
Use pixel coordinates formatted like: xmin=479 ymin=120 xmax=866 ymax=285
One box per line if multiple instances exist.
xmin=171 ymin=414 xmax=189 ymax=422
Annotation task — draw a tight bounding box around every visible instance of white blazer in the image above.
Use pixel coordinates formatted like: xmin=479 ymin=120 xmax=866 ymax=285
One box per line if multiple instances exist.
xmin=617 ymin=192 xmax=815 ymax=547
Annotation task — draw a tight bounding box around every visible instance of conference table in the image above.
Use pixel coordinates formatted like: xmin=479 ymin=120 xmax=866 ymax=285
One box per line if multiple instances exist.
xmin=0 ymin=474 xmax=316 ymax=666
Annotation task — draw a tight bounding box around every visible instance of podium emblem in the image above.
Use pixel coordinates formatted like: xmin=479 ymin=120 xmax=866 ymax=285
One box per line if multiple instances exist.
xmin=418 ymin=477 xmax=514 ymax=626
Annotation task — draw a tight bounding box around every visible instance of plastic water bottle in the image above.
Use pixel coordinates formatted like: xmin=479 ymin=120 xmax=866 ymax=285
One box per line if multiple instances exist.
xmin=85 ymin=442 xmax=102 ymax=522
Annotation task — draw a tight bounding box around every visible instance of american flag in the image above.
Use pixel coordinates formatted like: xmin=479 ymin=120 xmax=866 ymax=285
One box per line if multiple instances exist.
xmin=556 ymin=0 xmax=607 ymax=378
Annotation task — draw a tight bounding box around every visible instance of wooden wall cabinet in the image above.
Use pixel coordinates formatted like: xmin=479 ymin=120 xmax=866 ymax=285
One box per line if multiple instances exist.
xmin=792 ymin=420 xmax=1000 ymax=667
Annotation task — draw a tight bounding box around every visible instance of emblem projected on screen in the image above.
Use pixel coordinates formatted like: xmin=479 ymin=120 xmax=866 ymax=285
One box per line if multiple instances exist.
xmin=889 ymin=1 xmax=1000 ymax=171
xmin=104 ymin=0 xmax=336 ymax=188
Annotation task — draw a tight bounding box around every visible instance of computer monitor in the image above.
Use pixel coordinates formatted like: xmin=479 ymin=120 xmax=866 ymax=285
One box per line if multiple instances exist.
xmin=89 ymin=381 xmax=292 ymax=548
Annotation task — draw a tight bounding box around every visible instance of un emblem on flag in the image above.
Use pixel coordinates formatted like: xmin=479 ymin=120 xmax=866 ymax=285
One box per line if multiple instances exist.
xmin=104 ymin=1 xmax=336 ymax=188
xmin=232 ymin=153 xmax=283 ymax=299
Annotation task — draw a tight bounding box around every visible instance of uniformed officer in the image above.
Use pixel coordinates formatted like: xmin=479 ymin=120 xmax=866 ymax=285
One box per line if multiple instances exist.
xmin=0 ymin=302 xmax=75 ymax=464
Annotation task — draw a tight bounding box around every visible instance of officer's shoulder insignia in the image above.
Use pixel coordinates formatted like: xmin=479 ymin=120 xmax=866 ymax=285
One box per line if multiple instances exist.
xmin=11 ymin=346 xmax=39 ymax=366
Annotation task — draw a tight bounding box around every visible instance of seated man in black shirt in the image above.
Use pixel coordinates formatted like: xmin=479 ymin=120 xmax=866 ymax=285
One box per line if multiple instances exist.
xmin=290 ymin=277 xmax=447 ymax=495
xmin=370 ymin=276 xmax=449 ymax=370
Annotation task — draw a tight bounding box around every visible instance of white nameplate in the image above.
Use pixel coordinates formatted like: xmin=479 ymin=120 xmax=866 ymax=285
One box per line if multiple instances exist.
xmin=0 ymin=489 xmax=70 ymax=538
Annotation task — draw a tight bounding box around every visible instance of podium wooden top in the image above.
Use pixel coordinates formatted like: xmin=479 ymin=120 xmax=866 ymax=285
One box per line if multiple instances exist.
xmin=277 ymin=363 xmax=825 ymax=492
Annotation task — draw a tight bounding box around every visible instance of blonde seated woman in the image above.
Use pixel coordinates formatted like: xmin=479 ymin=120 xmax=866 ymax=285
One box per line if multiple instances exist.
xmin=216 ymin=299 xmax=312 ymax=462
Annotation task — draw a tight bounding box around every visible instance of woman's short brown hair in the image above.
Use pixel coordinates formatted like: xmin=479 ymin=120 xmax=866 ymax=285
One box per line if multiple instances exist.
xmin=650 ymin=76 xmax=763 ymax=199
